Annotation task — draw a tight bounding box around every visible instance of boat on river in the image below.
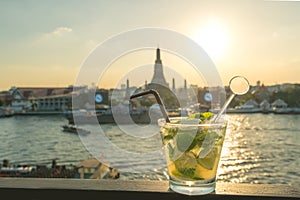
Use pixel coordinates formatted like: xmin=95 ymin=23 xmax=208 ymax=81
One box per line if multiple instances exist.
xmin=225 ymin=107 xmax=263 ymax=114
xmin=62 ymin=124 xmax=91 ymax=135
xmin=273 ymin=107 xmax=300 ymax=114
xmin=65 ymin=110 xmax=152 ymax=124
xmin=64 ymin=107 xmax=179 ymax=125
xmin=0 ymin=106 xmax=14 ymax=118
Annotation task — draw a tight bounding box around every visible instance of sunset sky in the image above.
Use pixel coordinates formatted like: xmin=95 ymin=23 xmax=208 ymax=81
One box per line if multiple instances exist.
xmin=1 ymin=0 xmax=300 ymax=91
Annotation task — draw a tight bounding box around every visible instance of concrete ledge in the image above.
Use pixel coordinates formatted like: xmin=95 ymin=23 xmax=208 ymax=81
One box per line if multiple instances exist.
xmin=0 ymin=178 xmax=299 ymax=200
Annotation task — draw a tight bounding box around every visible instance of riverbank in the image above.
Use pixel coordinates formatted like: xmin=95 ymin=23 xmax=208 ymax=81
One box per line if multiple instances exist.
xmin=225 ymin=107 xmax=300 ymax=114
xmin=0 ymin=158 xmax=119 ymax=180
xmin=15 ymin=111 xmax=65 ymax=116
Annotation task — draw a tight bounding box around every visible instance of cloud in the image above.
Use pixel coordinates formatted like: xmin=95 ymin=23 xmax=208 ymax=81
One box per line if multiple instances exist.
xmin=45 ymin=27 xmax=73 ymax=38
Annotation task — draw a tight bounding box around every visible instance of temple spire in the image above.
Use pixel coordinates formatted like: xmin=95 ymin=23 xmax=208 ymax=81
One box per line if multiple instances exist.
xmin=155 ymin=48 xmax=161 ymax=64
xmin=150 ymin=48 xmax=168 ymax=87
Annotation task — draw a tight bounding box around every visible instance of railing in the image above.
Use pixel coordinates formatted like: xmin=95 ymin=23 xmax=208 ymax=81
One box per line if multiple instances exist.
xmin=0 ymin=178 xmax=299 ymax=200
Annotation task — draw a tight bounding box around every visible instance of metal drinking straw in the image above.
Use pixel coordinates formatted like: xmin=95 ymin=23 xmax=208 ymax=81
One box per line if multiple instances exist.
xmin=212 ymin=75 xmax=250 ymax=122
xmin=130 ymin=89 xmax=170 ymax=123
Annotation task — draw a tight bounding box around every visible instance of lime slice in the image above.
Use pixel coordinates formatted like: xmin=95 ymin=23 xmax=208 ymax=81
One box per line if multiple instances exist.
xmin=174 ymin=152 xmax=197 ymax=178
xmin=175 ymin=133 xmax=195 ymax=152
xmin=197 ymin=147 xmax=218 ymax=170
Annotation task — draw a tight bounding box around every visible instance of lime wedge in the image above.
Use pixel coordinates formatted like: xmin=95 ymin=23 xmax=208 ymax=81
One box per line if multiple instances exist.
xmin=197 ymin=147 xmax=218 ymax=170
xmin=174 ymin=152 xmax=197 ymax=178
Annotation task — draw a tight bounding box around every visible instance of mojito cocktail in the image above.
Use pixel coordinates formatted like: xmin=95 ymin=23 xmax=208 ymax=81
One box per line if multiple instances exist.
xmin=158 ymin=112 xmax=227 ymax=195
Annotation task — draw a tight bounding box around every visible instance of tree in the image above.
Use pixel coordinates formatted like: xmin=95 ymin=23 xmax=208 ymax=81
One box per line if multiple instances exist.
xmin=270 ymin=85 xmax=300 ymax=107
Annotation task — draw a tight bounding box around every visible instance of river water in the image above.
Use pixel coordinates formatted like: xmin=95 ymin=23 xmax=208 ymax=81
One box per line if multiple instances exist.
xmin=0 ymin=113 xmax=299 ymax=186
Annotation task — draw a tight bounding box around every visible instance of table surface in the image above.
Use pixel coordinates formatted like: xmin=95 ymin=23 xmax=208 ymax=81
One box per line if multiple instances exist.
xmin=0 ymin=178 xmax=299 ymax=200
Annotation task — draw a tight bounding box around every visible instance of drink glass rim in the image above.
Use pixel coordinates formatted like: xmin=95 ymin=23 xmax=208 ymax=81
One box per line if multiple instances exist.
xmin=158 ymin=117 xmax=228 ymax=128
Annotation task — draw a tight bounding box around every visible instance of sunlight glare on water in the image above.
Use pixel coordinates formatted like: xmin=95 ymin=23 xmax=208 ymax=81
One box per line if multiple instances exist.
xmin=218 ymin=114 xmax=300 ymax=186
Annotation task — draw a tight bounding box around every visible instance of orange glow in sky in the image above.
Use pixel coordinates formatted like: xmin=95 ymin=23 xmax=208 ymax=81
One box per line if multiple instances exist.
xmin=1 ymin=1 xmax=300 ymax=90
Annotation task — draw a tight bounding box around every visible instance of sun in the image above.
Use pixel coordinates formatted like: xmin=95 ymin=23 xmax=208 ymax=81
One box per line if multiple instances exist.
xmin=193 ymin=20 xmax=229 ymax=59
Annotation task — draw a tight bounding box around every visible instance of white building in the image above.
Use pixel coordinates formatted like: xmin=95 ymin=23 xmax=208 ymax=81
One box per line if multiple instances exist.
xmin=9 ymin=86 xmax=83 ymax=113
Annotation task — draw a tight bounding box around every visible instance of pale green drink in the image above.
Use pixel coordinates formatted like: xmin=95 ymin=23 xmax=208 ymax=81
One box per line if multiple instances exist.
xmin=158 ymin=112 xmax=227 ymax=195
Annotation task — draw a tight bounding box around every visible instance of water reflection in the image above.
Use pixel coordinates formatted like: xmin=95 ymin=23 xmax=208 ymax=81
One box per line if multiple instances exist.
xmin=217 ymin=114 xmax=300 ymax=186
xmin=0 ymin=114 xmax=299 ymax=186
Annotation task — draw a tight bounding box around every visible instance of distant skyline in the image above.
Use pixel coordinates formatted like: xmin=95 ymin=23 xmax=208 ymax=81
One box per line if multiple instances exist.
xmin=1 ymin=0 xmax=300 ymax=91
